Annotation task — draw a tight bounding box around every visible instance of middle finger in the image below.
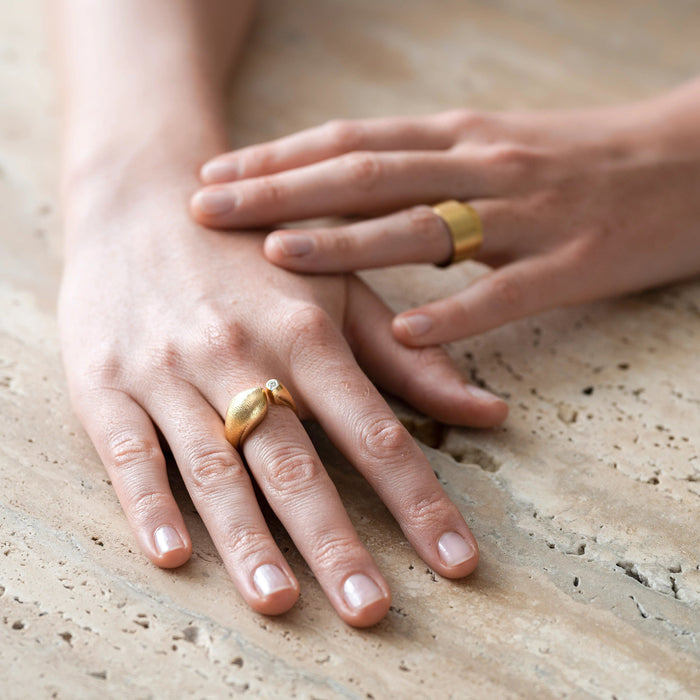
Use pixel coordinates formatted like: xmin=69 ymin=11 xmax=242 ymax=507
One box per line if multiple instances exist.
xmin=191 ymin=150 xmax=491 ymax=229
xmin=241 ymin=402 xmax=392 ymax=627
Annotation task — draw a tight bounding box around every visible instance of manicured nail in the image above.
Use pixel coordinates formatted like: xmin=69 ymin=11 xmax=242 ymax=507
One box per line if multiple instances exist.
xmin=438 ymin=532 xmax=476 ymax=567
xmin=342 ymin=574 xmax=385 ymax=610
xmin=464 ymin=384 xmax=503 ymax=404
xmin=192 ymin=188 xmax=235 ymax=216
xmin=398 ymin=313 xmax=433 ymax=337
xmin=253 ymin=564 xmax=292 ymax=596
xmin=201 ymin=160 xmax=240 ymax=183
xmin=154 ymin=525 xmax=185 ymax=555
xmin=272 ymin=233 xmax=314 ymax=257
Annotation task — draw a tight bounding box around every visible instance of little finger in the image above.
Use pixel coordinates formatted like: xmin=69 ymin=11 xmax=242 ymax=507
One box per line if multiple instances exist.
xmin=344 ymin=277 xmax=507 ymax=426
xmin=394 ymin=250 xmax=581 ymax=345
xmin=288 ymin=328 xmax=480 ymax=580
xmin=74 ymin=387 xmax=191 ymax=568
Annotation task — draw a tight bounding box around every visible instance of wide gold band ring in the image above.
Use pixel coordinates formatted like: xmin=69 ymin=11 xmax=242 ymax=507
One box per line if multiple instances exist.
xmin=432 ymin=200 xmax=483 ymax=267
xmin=225 ymin=379 xmax=298 ymax=450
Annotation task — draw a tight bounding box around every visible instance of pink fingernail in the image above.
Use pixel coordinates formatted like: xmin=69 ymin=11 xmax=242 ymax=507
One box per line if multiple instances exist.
xmin=342 ymin=574 xmax=385 ymax=611
xmin=192 ymin=188 xmax=235 ymax=216
xmin=465 ymin=384 xmax=503 ymax=404
xmin=253 ymin=564 xmax=292 ymax=596
xmin=201 ymin=160 xmax=241 ymax=183
xmin=438 ymin=532 xmax=476 ymax=567
xmin=398 ymin=313 xmax=433 ymax=337
xmin=154 ymin=526 xmax=185 ymax=555
xmin=273 ymin=233 xmax=314 ymax=257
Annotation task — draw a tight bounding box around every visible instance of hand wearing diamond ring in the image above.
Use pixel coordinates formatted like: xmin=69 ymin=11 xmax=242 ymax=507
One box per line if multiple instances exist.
xmin=57 ymin=0 xmax=510 ymax=630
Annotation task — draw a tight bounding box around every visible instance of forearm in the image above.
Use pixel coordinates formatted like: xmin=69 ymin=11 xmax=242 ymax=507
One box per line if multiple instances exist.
xmin=54 ymin=0 xmax=255 ymax=238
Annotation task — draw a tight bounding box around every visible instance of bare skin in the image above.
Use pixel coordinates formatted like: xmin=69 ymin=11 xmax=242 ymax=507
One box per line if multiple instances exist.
xmin=191 ymin=78 xmax=700 ymax=345
xmin=56 ymin=0 xmax=506 ymax=628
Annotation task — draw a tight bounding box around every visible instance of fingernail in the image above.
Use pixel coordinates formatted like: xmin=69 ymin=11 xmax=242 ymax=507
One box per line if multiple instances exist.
xmin=201 ymin=160 xmax=240 ymax=183
xmin=154 ymin=525 xmax=185 ymax=555
xmin=438 ymin=532 xmax=476 ymax=567
xmin=192 ymin=188 xmax=235 ymax=216
xmin=342 ymin=573 xmax=385 ymax=610
xmin=253 ymin=564 xmax=292 ymax=596
xmin=273 ymin=233 xmax=314 ymax=257
xmin=398 ymin=313 xmax=433 ymax=337
xmin=465 ymin=384 xmax=503 ymax=404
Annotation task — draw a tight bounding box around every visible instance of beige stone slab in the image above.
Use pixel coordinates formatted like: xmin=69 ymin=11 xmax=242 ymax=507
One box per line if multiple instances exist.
xmin=1 ymin=1 xmax=699 ymax=698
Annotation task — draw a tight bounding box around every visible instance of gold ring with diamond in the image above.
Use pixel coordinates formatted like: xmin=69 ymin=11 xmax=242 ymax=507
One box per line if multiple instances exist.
xmin=225 ymin=379 xmax=298 ymax=450
xmin=432 ymin=200 xmax=483 ymax=267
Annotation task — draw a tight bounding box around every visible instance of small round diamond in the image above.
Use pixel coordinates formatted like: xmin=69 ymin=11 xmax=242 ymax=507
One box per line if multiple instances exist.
xmin=266 ymin=379 xmax=280 ymax=391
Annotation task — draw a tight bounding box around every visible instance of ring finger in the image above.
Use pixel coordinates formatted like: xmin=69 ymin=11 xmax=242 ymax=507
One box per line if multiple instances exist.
xmin=263 ymin=199 xmax=528 ymax=272
xmin=145 ymin=383 xmax=301 ymax=617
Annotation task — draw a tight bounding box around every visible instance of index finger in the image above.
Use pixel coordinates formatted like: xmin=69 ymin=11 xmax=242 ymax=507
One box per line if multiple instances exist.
xmin=200 ymin=115 xmax=459 ymax=184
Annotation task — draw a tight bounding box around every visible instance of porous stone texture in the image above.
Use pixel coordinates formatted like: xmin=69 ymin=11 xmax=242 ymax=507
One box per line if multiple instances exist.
xmin=1 ymin=1 xmax=699 ymax=698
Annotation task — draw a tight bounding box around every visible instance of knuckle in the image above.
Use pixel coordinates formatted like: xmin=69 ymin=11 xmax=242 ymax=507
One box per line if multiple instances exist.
xmin=489 ymin=274 xmax=523 ymax=310
xmin=485 ymin=144 xmax=541 ymax=177
xmin=194 ymin=310 xmax=250 ymax=358
xmin=281 ymin=303 xmax=333 ymax=346
xmin=264 ymin=451 xmax=319 ymax=494
xmin=404 ymin=490 xmax=450 ymax=528
xmin=241 ymin=174 xmax=286 ymax=209
xmin=342 ymin=151 xmax=383 ymax=191
xmin=413 ymin=346 xmax=452 ymax=374
xmin=130 ymin=489 xmax=172 ymax=519
xmin=188 ymin=445 xmax=245 ymax=490
xmin=147 ymin=341 xmax=184 ymax=378
xmin=324 ymin=119 xmax=364 ymax=152
xmin=73 ymin=354 xmax=125 ymax=395
xmin=325 ymin=229 xmax=355 ymax=256
xmin=281 ymin=304 xmax=337 ymax=367
xmin=238 ymin=146 xmax=274 ymax=177
xmin=528 ymin=187 xmax=560 ymax=212
xmin=107 ymin=429 xmax=162 ymax=473
xmin=313 ymin=534 xmax=364 ymax=570
xmin=360 ymin=417 xmax=408 ymax=460
xmin=441 ymin=108 xmax=489 ymax=135
xmin=220 ymin=523 xmax=269 ymax=559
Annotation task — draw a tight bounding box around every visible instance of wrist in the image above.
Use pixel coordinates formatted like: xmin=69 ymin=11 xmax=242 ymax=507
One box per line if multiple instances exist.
xmin=616 ymin=79 xmax=700 ymax=155
xmin=62 ymin=110 xmax=229 ymax=242
xmin=62 ymin=104 xmax=229 ymax=192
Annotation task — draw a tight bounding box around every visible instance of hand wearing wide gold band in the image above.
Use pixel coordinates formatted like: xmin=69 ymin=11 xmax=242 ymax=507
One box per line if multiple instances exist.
xmin=431 ymin=200 xmax=484 ymax=267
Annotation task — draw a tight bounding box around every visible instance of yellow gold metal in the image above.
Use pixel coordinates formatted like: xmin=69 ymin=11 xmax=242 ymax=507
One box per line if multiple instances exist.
xmin=224 ymin=380 xmax=298 ymax=450
xmin=432 ymin=200 xmax=483 ymax=267
xmin=225 ymin=387 xmax=268 ymax=449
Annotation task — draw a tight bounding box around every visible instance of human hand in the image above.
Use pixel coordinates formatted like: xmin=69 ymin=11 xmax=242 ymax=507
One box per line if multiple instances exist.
xmin=59 ymin=171 xmax=506 ymax=628
xmin=190 ymin=83 xmax=700 ymax=346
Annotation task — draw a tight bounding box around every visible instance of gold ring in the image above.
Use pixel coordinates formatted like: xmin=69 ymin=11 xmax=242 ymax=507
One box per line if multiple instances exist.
xmin=432 ymin=200 xmax=483 ymax=267
xmin=225 ymin=379 xmax=298 ymax=450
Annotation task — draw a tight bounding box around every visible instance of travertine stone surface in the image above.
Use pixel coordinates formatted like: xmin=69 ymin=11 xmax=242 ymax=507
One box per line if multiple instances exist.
xmin=1 ymin=1 xmax=699 ymax=698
